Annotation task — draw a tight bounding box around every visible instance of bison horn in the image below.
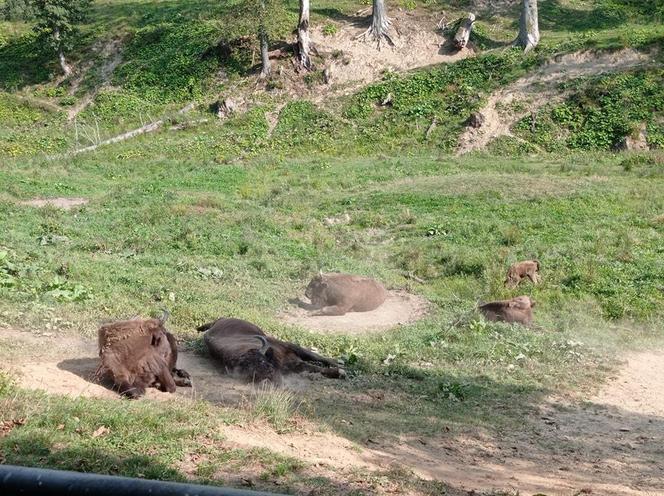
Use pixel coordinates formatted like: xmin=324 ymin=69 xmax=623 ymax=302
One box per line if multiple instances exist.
xmin=159 ymin=308 xmax=170 ymax=323
xmin=254 ymin=335 xmax=270 ymax=355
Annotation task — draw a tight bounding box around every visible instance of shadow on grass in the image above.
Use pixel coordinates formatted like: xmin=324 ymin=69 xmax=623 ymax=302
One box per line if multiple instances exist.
xmin=538 ymin=0 xmax=635 ymax=33
xmin=0 ymin=432 xmax=185 ymax=481
xmin=303 ymin=362 xmax=664 ymax=492
xmin=0 ymin=35 xmax=52 ymax=90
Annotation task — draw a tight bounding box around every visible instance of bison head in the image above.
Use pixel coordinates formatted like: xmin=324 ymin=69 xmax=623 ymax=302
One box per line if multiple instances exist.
xmin=305 ymin=273 xmax=327 ymax=306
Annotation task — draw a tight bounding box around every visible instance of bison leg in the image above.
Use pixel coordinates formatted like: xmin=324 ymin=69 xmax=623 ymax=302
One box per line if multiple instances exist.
xmin=283 ymin=342 xmax=339 ymax=368
xmin=310 ymin=304 xmax=350 ymax=316
xmin=156 ymin=365 xmax=177 ymax=393
xmin=172 ymin=368 xmax=192 ymax=387
xmin=118 ymin=381 xmax=146 ymax=399
xmin=288 ymin=360 xmax=345 ymax=379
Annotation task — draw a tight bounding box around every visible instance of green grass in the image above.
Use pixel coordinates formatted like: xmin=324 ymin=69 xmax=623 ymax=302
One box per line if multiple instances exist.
xmin=1 ymin=0 xmax=664 ymax=493
xmin=514 ymin=68 xmax=664 ymax=151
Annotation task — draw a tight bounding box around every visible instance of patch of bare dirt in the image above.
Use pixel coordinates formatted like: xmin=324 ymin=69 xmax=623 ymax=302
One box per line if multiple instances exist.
xmin=308 ymin=10 xmax=474 ymax=101
xmin=457 ymin=48 xmax=658 ymax=154
xmin=19 ymin=197 xmax=88 ymax=210
xmin=67 ymin=38 xmax=123 ymax=121
xmin=1 ymin=329 xmax=325 ymax=403
xmin=280 ymin=290 xmax=429 ymax=334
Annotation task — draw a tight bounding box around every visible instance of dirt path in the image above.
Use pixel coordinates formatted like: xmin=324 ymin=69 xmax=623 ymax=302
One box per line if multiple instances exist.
xmin=213 ymin=351 xmax=664 ymax=496
xmin=3 ymin=328 xmax=662 ymax=495
xmin=456 ymin=48 xmax=657 ymax=154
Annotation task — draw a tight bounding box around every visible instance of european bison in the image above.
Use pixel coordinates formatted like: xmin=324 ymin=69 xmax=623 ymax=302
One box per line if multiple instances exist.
xmin=305 ymin=272 xmax=387 ymax=316
xmin=97 ymin=311 xmax=192 ymax=398
xmin=505 ymin=260 xmax=540 ymax=289
xmin=197 ymin=317 xmax=345 ymax=383
xmin=478 ymin=295 xmax=535 ymax=326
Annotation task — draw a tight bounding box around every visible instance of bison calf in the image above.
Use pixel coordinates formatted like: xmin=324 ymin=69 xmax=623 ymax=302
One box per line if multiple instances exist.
xmin=305 ymin=272 xmax=387 ymax=316
xmin=505 ymin=260 xmax=540 ymax=289
xmin=198 ymin=317 xmax=344 ymax=384
xmin=478 ymin=296 xmax=535 ymax=326
xmin=97 ymin=312 xmax=192 ymax=399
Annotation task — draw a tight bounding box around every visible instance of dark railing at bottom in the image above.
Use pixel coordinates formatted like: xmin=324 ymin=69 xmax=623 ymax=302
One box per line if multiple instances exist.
xmin=0 ymin=464 xmax=287 ymax=496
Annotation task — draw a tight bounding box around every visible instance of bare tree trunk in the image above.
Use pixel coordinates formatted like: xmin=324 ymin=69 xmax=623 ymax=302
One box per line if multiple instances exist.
xmin=296 ymin=0 xmax=312 ymax=70
xmin=515 ymin=0 xmax=539 ymax=52
xmin=357 ymin=0 xmax=393 ymax=49
xmin=454 ymin=13 xmax=475 ymax=50
xmin=259 ymin=27 xmax=271 ymax=77
xmin=54 ymin=28 xmax=72 ymax=76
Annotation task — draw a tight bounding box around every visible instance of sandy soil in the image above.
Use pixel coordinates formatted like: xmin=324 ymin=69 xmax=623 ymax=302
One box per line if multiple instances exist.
xmin=456 ymin=48 xmax=657 ymax=154
xmin=279 ymin=290 xmax=429 ymax=334
xmin=1 ymin=329 xmax=336 ymax=403
xmin=309 ymin=9 xmax=475 ymax=96
xmin=3 ymin=328 xmax=662 ymax=495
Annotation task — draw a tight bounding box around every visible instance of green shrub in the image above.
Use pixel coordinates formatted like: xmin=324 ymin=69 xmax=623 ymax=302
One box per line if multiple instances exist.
xmin=114 ymin=21 xmax=222 ymax=102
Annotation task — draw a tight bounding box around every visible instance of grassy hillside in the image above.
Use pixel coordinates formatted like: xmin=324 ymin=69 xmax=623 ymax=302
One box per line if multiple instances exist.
xmin=1 ymin=0 xmax=664 ymax=157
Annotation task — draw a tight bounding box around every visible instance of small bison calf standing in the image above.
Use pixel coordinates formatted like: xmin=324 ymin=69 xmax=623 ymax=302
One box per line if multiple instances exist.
xmin=198 ymin=317 xmax=345 ymax=384
xmin=505 ymin=260 xmax=541 ymax=289
xmin=478 ymin=296 xmax=535 ymax=326
xmin=97 ymin=312 xmax=192 ymax=399
xmin=305 ymin=272 xmax=387 ymax=316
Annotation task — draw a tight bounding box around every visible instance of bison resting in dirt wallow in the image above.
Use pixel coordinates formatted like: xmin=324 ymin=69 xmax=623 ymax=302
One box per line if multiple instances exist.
xmin=97 ymin=311 xmax=192 ymax=398
xmin=478 ymin=296 xmax=535 ymax=326
xmin=304 ymin=272 xmax=387 ymax=316
xmin=197 ymin=318 xmax=345 ymax=383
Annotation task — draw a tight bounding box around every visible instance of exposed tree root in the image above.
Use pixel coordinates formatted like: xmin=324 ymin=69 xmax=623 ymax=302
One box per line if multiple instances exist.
xmin=356 ymin=21 xmax=395 ymax=50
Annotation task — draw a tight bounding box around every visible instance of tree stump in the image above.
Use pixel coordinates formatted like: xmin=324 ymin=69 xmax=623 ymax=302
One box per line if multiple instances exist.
xmin=466 ymin=112 xmax=485 ymax=128
xmin=212 ymin=98 xmax=237 ymax=119
xmin=454 ymin=13 xmax=476 ymax=50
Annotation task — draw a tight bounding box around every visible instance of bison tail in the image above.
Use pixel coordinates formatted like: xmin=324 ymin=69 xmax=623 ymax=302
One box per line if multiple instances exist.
xmin=196 ymin=321 xmax=214 ymax=333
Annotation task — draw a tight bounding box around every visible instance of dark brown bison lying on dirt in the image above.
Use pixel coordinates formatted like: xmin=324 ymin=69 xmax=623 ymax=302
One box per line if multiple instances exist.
xmin=505 ymin=260 xmax=541 ymax=288
xmin=197 ymin=317 xmax=345 ymax=383
xmin=97 ymin=312 xmax=192 ymax=398
xmin=304 ymin=272 xmax=387 ymax=316
xmin=478 ymin=296 xmax=535 ymax=326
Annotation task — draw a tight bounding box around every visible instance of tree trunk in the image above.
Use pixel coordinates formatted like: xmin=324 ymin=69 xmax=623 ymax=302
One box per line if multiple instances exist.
xmin=259 ymin=26 xmax=271 ymax=78
xmin=453 ymin=13 xmax=475 ymax=50
xmin=296 ymin=0 xmax=312 ymax=70
xmin=358 ymin=0 xmax=393 ymax=49
xmin=515 ymin=0 xmax=539 ymax=52
xmin=53 ymin=28 xmax=72 ymax=76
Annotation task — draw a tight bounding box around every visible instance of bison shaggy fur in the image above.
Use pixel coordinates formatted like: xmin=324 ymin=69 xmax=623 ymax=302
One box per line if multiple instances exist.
xmin=198 ymin=317 xmax=344 ymax=383
xmin=305 ymin=272 xmax=387 ymax=316
xmin=478 ymin=295 xmax=535 ymax=326
xmin=97 ymin=316 xmax=191 ymax=398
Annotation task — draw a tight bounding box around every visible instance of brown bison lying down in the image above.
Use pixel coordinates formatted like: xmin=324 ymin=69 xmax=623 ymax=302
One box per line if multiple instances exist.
xmin=97 ymin=312 xmax=192 ymax=398
xmin=197 ymin=317 xmax=345 ymax=383
xmin=505 ymin=260 xmax=541 ymax=288
xmin=478 ymin=296 xmax=535 ymax=326
xmin=305 ymin=272 xmax=387 ymax=316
